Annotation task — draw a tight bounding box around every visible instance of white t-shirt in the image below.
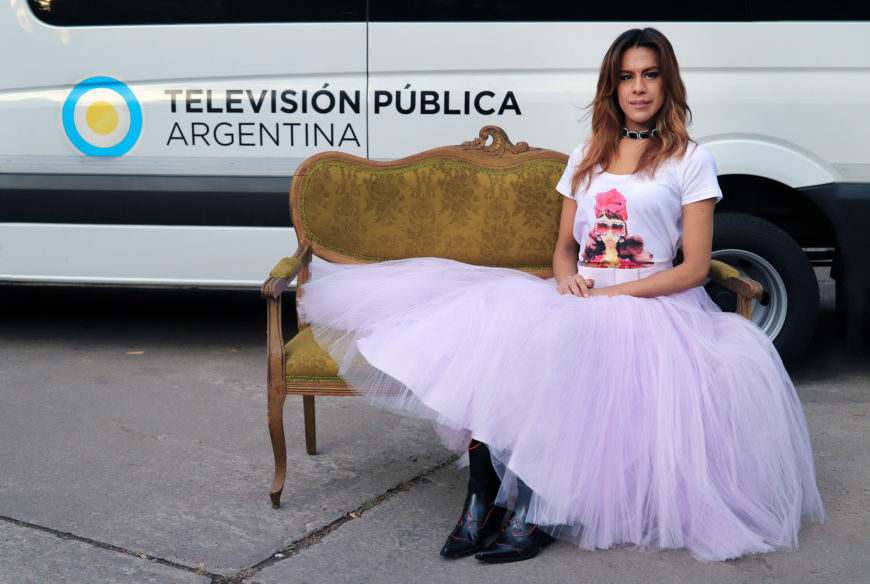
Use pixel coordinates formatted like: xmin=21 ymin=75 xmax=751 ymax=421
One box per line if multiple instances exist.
xmin=555 ymin=142 xmax=722 ymax=269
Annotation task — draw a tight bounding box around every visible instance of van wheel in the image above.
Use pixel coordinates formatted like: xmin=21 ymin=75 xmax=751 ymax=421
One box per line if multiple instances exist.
xmin=706 ymin=213 xmax=819 ymax=362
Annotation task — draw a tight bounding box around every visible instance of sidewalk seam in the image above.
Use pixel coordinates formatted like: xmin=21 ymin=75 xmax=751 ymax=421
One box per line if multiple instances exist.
xmin=0 ymin=514 xmax=224 ymax=581
xmin=228 ymin=454 xmax=458 ymax=582
xmin=0 ymin=454 xmax=457 ymax=584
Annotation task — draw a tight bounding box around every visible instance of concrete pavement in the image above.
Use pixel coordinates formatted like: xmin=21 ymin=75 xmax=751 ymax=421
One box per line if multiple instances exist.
xmin=0 ymin=279 xmax=868 ymax=584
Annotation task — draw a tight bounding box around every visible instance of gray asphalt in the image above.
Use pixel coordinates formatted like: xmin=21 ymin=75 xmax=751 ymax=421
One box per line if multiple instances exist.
xmin=0 ymin=272 xmax=868 ymax=584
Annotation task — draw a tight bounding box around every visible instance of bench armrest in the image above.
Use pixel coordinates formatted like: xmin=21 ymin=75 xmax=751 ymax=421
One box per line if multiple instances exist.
xmin=263 ymin=241 xmax=313 ymax=439
xmin=708 ymin=259 xmax=763 ymax=299
xmin=261 ymin=241 xmax=312 ymax=300
xmin=708 ymin=259 xmax=763 ymax=320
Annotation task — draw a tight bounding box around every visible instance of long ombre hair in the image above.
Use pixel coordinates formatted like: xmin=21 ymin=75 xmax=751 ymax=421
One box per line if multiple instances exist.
xmin=571 ymin=28 xmax=691 ymax=194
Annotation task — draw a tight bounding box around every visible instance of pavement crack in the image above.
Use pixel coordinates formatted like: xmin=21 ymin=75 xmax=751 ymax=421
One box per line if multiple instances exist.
xmin=227 ymin=454 xmax=458 ymax=582
xmin=0 ymin=514 xmax=225 ymax=581
xmin=1 ymin=455 xmax=458 ymax=584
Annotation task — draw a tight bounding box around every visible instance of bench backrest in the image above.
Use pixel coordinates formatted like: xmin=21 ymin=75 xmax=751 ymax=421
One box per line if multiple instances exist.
xmin=290 ymin=126 xmax=569 ymax=277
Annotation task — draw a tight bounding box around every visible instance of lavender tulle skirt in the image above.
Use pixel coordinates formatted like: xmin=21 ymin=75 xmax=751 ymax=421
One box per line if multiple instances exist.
xmin=299 ymin=257 xmax=824 ymax=561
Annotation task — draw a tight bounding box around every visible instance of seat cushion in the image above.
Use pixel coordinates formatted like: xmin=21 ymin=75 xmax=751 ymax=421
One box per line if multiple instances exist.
xmin=284 ymin=327 xmax=340 ymax=381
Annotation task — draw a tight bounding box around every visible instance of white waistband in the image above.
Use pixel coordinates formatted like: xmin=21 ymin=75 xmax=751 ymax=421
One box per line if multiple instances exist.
xmin=576 ymin=263 xmax=670 ymax=286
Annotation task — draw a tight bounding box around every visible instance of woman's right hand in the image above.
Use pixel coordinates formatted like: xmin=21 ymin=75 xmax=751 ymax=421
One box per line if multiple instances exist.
xmin=557 ymin=274 xmax=595 ymax=297
xmin=553 ymin=197 xmax=594 ymax=297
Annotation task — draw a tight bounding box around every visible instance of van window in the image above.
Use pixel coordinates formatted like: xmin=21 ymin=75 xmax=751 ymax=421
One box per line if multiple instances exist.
xmin=369 ymin=0 xmax=741 ymax=21
xmin=29 ymin=0 xmax=869 ymax=26
xmin=27 ymin=0 xmax=366 ymax=25
xmin=368 ymin=0 xmax=869 ymax=21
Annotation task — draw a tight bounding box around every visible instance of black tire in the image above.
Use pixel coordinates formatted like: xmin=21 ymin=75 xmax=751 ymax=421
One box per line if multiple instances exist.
xmin=708 ymin=212 xmax=819 ymax=363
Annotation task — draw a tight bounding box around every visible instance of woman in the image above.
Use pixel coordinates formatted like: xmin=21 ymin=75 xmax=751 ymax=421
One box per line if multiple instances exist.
xmin=300 ymin=28 xmax=824 ymax=563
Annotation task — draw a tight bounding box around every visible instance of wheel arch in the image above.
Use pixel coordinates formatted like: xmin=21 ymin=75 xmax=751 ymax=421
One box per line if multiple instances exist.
xmin=704 ymin=136 xmax=839 ymax=251
xmin=715 ymin=174 xmax=836 ymax=253
xmin=704 ymin=136 xmax=838 ymax=189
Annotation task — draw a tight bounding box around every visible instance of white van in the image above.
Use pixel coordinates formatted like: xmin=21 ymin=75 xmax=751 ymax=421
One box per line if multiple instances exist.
xmin=2 ymin=1 xmax=869 ymax=361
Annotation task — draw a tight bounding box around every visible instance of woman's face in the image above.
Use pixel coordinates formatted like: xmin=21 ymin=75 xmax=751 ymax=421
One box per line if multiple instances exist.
xmin=616 ymin=46 xmax=664 ymax=131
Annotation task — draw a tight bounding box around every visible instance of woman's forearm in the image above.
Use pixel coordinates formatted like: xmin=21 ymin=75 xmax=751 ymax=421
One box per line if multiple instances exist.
xmin=553 ymin=244 xmax=579 ymax=284
xmin=598 ymin=259 xmax=709 ymax=298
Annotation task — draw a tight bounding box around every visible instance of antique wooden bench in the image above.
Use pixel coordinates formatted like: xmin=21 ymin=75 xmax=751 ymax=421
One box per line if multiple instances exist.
xmin=261 ymin=125 xmax=762 ymax=508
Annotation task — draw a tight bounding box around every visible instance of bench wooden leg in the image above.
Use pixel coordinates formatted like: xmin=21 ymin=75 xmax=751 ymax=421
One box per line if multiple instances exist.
xmin=268 ymin=384 xmax=287 ymax=509
xmin=303 ymin=395 xmax=317 ymax=455
xmin=265 ymin=293 xmax=288 ymax=508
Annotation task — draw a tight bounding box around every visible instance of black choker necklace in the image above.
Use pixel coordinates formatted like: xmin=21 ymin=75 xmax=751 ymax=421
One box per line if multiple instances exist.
xmin=621 ymin=127 xmax=657 ymax=140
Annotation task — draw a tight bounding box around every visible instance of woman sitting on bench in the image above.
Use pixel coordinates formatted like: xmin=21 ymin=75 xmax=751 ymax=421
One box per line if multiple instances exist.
xmin=300 ymin=27 xmax=824 ymax=564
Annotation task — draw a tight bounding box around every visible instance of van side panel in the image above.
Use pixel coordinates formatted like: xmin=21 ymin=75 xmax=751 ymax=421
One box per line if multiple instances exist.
xmin=0 ymin=7 xmax=365 ymax=285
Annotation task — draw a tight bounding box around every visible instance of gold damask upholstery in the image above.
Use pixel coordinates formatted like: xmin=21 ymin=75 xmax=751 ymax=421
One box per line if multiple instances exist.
xmin=284 ymin=327 xmax=339 ymax=381
xmin=269 ymin=256 xmax=303 ymax=279
xmin=261 ymin=125 xmax=763 ymax=509
xmin=298 ymin=160 xmax=565 ymax=268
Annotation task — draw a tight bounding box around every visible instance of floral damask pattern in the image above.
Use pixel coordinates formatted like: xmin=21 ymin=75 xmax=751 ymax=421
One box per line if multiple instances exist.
xmin=284 ymin=327 xmax=339 ymax=379
xmin=299 ymin=160 xmax=565 ymax=268
xmin=433 ymin=166 xmax=484 ymax=228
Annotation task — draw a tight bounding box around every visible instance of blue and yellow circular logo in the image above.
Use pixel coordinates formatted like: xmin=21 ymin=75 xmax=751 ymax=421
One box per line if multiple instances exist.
xmin=63 ymin=77 xmax=143 ymax=157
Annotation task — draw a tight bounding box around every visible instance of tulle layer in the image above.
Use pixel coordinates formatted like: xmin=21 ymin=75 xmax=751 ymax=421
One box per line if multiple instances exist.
xmin=299 ymin=257 xmax=824 ymax=561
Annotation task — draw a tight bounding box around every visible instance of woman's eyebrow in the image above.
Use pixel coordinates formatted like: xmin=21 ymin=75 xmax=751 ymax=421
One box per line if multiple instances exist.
xmin=619 ymin=66 xmax=660 ymax=73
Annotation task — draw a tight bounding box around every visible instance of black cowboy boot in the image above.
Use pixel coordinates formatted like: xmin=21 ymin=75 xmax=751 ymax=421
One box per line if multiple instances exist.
xmin=439 ymin=440 xmax=508 ymax=558
xmin=474 ymin=478 xmax=554 ymax=563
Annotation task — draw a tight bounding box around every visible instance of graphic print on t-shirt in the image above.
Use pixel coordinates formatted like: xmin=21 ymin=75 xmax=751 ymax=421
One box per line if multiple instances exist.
xmin=581 ymin=189 xmax=654 ymax=269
